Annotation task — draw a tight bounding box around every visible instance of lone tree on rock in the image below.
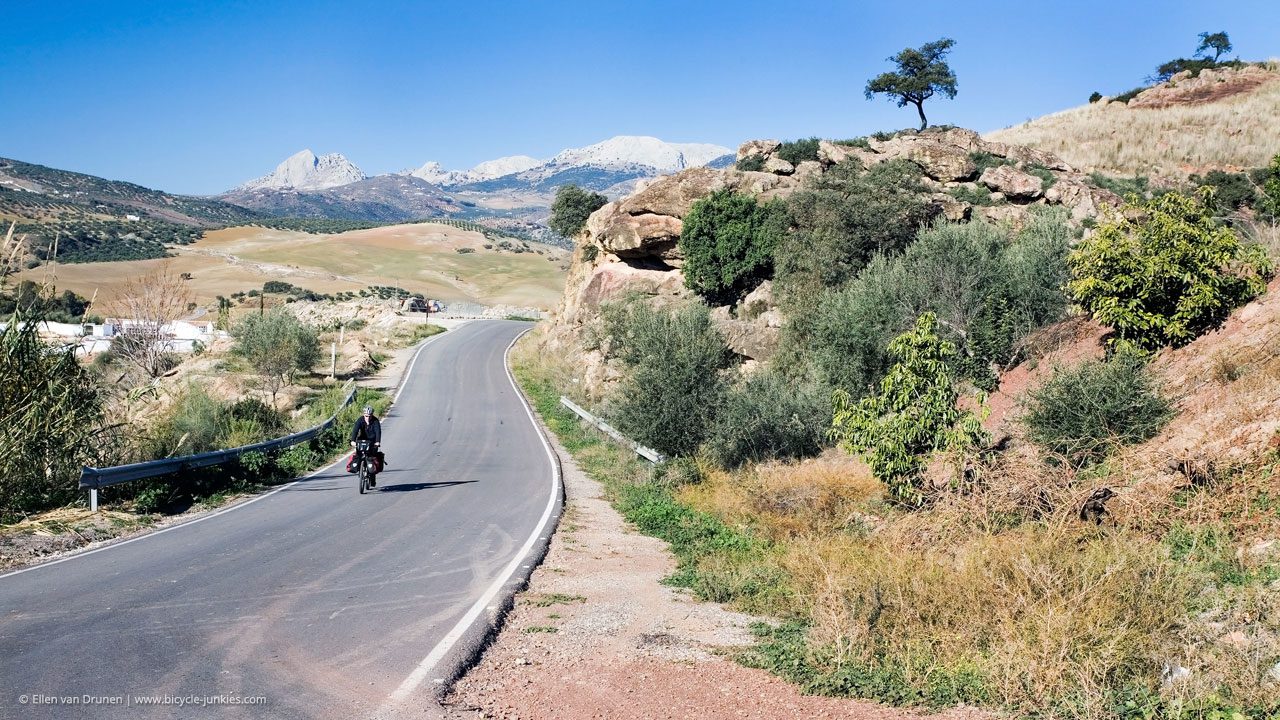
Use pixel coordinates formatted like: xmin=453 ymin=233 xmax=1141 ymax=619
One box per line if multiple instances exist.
xmin=865 ymin=38 xmax=958 ymax=131
xmin=1195 ymin=31 xmax=1231 ymax=62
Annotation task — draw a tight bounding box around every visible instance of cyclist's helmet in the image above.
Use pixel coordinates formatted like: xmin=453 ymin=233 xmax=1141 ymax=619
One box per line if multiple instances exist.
xmin=362 ymin=405 xmax=373 ymax=415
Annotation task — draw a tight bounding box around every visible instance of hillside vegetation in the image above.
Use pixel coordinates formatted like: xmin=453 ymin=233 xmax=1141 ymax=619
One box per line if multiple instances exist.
xmin=528 ymin=109 xmax=1280 ymax=717
xmin=987 ymin=63 xmax=1280 ymax=179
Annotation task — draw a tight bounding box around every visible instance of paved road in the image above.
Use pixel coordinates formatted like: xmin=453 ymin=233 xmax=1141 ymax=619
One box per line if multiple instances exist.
xmin=0 ymin=320 xmax=559 ymax=719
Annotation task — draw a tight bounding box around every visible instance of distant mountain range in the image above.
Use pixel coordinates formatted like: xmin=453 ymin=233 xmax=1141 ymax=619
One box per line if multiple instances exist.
xmin=221 ymin=136 xmax=734 ymax=224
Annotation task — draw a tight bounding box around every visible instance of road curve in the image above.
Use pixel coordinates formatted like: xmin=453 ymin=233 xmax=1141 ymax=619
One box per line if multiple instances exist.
xmin=0 ymin=320 xmax=560 ymax=719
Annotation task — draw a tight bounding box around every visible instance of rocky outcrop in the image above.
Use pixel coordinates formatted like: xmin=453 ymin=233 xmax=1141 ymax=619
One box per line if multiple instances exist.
xmin=549 ymin=126 xmax=1126 ymax=398
xmin=979 ymin=165 xmax=1044 ymax=200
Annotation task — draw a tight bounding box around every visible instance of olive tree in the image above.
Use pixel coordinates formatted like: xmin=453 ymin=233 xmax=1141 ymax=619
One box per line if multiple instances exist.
xmin=865 ymin=38 xmax=958 ymax=131
xmin=232 ymin=308 xmax=320 ymax=403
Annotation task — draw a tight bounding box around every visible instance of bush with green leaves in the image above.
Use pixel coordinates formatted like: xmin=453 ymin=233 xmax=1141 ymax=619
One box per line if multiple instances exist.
xmin=1190 ymin=169 xmax=1258 ymax=214
xmin=1088 ymin=91 xmax=1103 ymax=103
xmin=735 ymin=155 xmax=766 ymax=172
xmin=232 ymin=308 xmax=321 ymax=401
xmin=704 ymin=370 xmax=828 ymax=469
xmin=775 ymin=138 xmax=820 ymax=165
xmin=775 ymin=159 xmax=936 ymax=321
xmin=549 ymin=184 xmax=608 ymax=239
xmin=1019 ymin=347 xmax=1174 ymax=468
xmin=602 ymin=301 xmax=732 ymax=458
xmin=1088 ymin=172 xmax=1150 ymax=198
xmin=807 ymin=209 xmax=1072 ymax=393
xmin=679 ymin=190 xmax=789 ymax=306
xmin=1068 ymin=190 xmax=1272 ymax=349
xmin=828 ymin=313 xmax=987 ymax=507
xmin=1259 ymin=153 xmax=1280 ymax=220
xmin=0 ymin=313 xmax=111 ymax=519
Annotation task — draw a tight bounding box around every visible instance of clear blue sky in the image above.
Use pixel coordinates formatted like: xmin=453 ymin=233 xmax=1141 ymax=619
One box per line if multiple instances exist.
xmin=2 ymin=0 xmax=1277 ymax=195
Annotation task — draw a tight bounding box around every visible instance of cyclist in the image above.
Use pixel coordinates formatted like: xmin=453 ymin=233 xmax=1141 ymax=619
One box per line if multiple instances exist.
xmin=350 ymin=405 xmax=383 ymax=487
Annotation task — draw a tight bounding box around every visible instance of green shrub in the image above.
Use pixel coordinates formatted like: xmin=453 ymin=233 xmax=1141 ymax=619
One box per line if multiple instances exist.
xmin=1190 ymin=170 xmax=1258 ymax=214
xmin=704 ymin=370 xmax=828 ymax=469
xmin=828 ymin=313 xmax=987 ymax=507
xmin=549 ymin=184 xmax=608 ymax=238
xmin=946 ymin=184 xmax=999 ymax=206
xmin=1026 ymin=163 xmax=1056 ymax=189
xmin=603 ymin=302 xmax=732 ymax=457
xmin=679 ymin=190 xmax=789 ymax=305
xmin=775 ymin=159 xmax=937 ymax=322
xmin=735 ymin=155 xmax=766 ymax=172
xmin=1020 ymin=348 xmax=1174 ymax=468
xmin=1088 ymin=91 xmax=1103 ymax=103
xmin=1112 ymin=87 xmax=1147 ymax=104
xmin=580 ymin=244 xmax=598 ymax=262
xmin=808 ymin=210 xmax=1071 ymax=393
xmin=1068 ymin=190 xmax=1272 ymax=349
xmin=775 ymin=138 xmax=821 ymax=165
xmin=1088 ymin=172 xmax=1150 ymax=197
xmin=833 ymin=137 xmax=872 ymax=150
xmin=1258 ymin=153 xmax=1280 ymax=220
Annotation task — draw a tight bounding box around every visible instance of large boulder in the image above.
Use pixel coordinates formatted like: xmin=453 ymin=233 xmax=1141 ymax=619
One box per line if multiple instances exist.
xmin=975 ymin=204 xmax=1031 ymax=228
xmin=1044 ymin=179 xmax=1124 ymax=222
xmin=764 ymin=156 xmax=796 ymax=175
xmin=931 ymin=193 xmax=972 ymax=221
xmin=589 ymin=209 xmax=683 ymax=259
xmin=982 ymin=141 xmax=1073 ymax=172
xmin=737 ymin=139 xmax=781 ymax=162
xmin=979 ymin=165 xmax=1044 ymax=200
xmin=616 ymin=167 xmax=800 ymax=218
xmin=867 ymin=134 xmax=976 ymax=182
xmin=794 ymin=160 xmax=823 ymax=184
xmin=562 ymin=260 xmax=690 ymax=325
xmin=818 ymin=140 xmax=881 ymax=167
xmin=710 ymin=306 xmax=781 ymax=362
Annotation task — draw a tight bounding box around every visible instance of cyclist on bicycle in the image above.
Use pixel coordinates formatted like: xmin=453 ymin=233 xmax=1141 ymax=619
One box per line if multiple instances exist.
xmin=350 ymin=405 xmax=383 ymax=486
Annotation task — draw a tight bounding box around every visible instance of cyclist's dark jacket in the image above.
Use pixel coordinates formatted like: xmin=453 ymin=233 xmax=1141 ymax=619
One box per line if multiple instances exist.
xmin=351 ymin=416 xmax=382 ymax=445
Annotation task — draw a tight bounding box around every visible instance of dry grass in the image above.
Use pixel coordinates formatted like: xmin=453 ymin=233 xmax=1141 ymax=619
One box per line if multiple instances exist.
xmin=678 ymin=442 xmax=1280 ymax=716
xmin=986 ymin=64 xmax=1280 ymax=179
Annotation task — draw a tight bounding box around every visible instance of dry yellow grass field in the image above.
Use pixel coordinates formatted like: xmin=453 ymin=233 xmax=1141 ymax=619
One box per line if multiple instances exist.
xmin=986 ymin=63 xmax=1280 ymax=178
xmin=15 ymin=222 xmax=570 ymax=309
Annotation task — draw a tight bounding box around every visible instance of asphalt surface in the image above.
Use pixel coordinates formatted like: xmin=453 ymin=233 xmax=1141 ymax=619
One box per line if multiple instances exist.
xmin=0 ymin=320 xmax=560 ymax=719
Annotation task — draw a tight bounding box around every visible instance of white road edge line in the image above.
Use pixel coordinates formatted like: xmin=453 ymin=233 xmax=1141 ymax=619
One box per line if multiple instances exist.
xmin=384 ymin=326 xmax=561 ymax=705
xmin=0 ymin=330 xmax=448 ymax=582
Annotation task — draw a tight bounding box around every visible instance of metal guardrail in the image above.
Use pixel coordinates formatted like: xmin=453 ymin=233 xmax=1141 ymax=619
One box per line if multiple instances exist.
xmin=80 ymin=384 xmax=358 ymax=503
xmin=559 ymin=396 xmax=666 ymax=465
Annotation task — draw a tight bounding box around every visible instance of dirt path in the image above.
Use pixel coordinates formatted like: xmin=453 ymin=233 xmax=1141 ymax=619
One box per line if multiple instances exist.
xmin=440 ymin=433 xmax=990 ymax=720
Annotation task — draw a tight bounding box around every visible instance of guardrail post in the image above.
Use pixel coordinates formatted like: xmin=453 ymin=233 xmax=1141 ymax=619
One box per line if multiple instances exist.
xmin=90 ymin=488 xmax=98 ymax=512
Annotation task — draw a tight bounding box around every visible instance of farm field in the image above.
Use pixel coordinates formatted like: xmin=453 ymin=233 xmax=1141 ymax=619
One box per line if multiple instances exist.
xmin=14 ymin=222 xmax=571 ymax=310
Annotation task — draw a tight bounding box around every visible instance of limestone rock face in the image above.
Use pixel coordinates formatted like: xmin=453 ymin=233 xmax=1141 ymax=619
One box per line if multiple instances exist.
xmin=975 ymin=204 xmax=1031 ymax=228
xmin=710 ymin=306 xmax=781 ymax=362
xmin=979 ymin=165 xmax=1044 ymax=199
xmin=764 ymin=156 xmax=796 ymax=175
xmin=817 ymin=140 xmax=880 ymax=167
xmin=592 ymin=211 xmax=683 ymax=258
xmin=1044 ymin=179 xmax=1123 ymax=221
xmin=794 ymin=160 xmax=823 ymax=184
xmin=931 ymin=193 xmax=972 ymax=221
xmin=737 ymin=139 xmax=781 ymax=161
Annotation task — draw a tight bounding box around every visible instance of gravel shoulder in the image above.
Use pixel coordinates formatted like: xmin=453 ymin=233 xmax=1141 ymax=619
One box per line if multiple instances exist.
xmin=440 ymin=431 xmax=991 ymax=720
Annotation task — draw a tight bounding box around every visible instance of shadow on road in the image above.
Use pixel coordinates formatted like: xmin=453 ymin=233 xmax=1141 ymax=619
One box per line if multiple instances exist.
xmin=376 ymin=480 xmax=478 ymax=492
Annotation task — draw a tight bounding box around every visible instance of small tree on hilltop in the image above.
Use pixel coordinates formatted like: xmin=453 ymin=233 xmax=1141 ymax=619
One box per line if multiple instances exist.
xmin=865 ymin=38 xmax=958 ymax=131
xmin=232 ymin=308 xmax=320 ymax=404
xmin=1068 ymin=190 xmax=1272 ymax=349
xmin=549 ymin=184 xmax=608 ymax=239
xmin=828 ymin=313 xmax=987 ymax=508
xmin=1195 ymin=31 xmax=1231 ymax=62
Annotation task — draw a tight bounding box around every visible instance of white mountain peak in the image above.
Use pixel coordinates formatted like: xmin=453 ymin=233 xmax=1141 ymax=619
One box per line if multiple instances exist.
xmin=548 ymin=136 xmax=731 ymax=173
xmin=239 ymin=149 xmax=366 ymax=191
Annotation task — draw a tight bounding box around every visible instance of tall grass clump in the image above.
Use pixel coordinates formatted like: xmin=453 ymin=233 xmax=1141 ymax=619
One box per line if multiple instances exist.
xmin=0 ymin=313 xmax=112 ymax=520
xmin=704 ymin=370 xmax=828 ymax=469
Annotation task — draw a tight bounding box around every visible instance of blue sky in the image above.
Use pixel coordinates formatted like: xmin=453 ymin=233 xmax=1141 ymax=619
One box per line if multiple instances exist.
xmin=2 ymin=0 xmax=1277 ymax=195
